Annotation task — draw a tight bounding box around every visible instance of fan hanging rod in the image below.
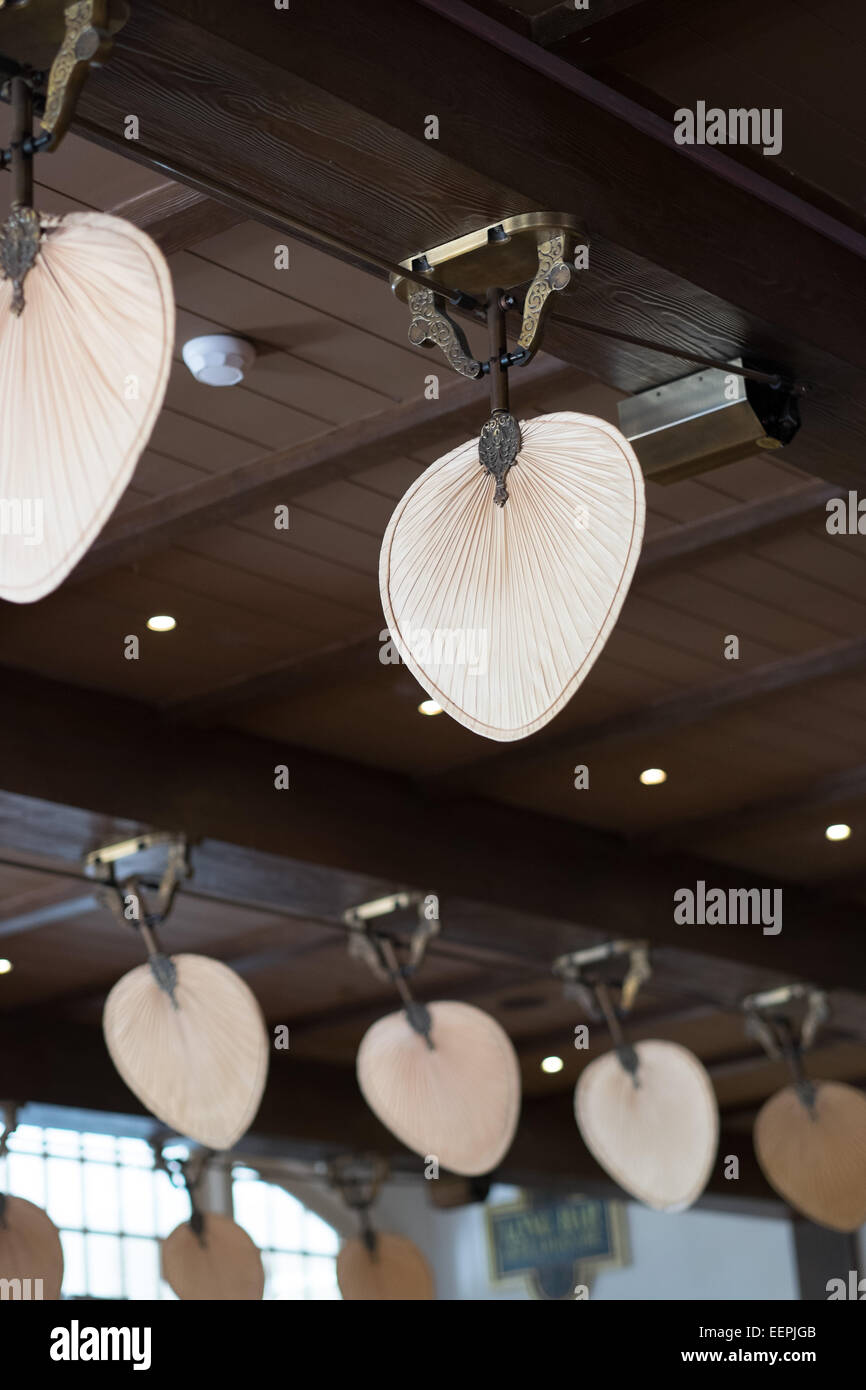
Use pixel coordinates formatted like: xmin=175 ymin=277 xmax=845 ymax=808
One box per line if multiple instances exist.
xmin=548 ymin=308 xmax=806 ymax=392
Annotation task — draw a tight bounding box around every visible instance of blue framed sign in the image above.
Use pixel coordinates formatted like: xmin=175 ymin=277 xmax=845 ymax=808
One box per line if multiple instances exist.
xmin=487 ymin=1193 xmax=629 ymax=1300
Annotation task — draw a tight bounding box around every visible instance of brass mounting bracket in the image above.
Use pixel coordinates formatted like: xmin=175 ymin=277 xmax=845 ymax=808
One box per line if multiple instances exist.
xmin=554 ymin=940 xmax=651 ymax=1082
xmin=391 ymin=212 xmax=585 ymax=375
xmin=0 ymin=0 xmax=129 ymax=156
xmin=344 ymin=891 xmax=440 ymax=1046
xmin=741 ymin=983 xmax=828 ymax=1111
xmin=553 ymin=939 xmax=651 ymax=1017
xmin=328 ymin=1154 xmax=389 ymax=1254
xmin=86 ymin=831 xmax=191 ymax=1004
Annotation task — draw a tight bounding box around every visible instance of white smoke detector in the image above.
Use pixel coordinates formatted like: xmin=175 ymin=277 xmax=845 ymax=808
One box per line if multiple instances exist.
xmin=182 ymin=333 xmax=256 ymax=386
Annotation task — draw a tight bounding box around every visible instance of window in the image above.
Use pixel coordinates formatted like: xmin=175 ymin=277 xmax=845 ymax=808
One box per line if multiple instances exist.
xmin=3 ymin=1123 xmax=189 ymax=1299
xmin=232 ymin=1167 xmax=341 ymax=1300
xmin=1 ymin=1112 xmax=341 ymax=1300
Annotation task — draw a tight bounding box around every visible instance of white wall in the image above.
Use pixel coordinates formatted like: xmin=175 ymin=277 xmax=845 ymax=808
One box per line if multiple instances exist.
xmin=374 ymin=1181 xmax=799 ymax=1301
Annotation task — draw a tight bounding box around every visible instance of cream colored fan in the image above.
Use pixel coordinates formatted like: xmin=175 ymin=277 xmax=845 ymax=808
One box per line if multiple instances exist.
xmin=337 ymin=1232 xmax=434 ymax=1301
xmin=575 ymin=1039 xmax=719 ymax=1212
xmin=357 ymin=1001 xmax=521 ymax=1176
xmin=0 ymin=1196 xmax=64 ymax=1300
xmin=162 ymin=1211 xmax=264 ymax=1301
xmin=380 ymin=410 xmax=645 ymax=741
xmin=754 ymin=1082 xmax=866 ymax=1232
xmin=0 ymin=208 xmax=173 ymax=602
xmin=104 ymin=950 xmax=269 ymax=1150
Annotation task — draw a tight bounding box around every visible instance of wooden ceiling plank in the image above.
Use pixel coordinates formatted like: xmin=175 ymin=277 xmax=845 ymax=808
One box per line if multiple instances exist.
xmin=434 ymin=633 xmax=866 ymax=792
xmin=643 ymin=761 xmax=866 ymax=854
xmin=166 ymin=480 xmax=836 ymax=722
xmin=109 ymin=182 xmax=246 ymax=253
xmin=71 ymin=358 xmax=567 ymax=580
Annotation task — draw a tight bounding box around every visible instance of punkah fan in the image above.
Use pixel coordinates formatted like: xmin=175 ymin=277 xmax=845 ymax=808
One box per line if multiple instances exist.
xmin=743 ymin=984 xmax=866 ymax=1231
xmin=380 ymin=411 xmax=645 ymax=741
xmin=161 ymin=1212 xmax=265 ymax=1301
xmin=0 ymin=209 xmax=174 ymax=601
xmin=337 ymin=1232 xmax=434 ymax=1301
xmin=0 ymin=23 xmax=172 ymax=603
xmin=357 ymin=1001 xmax=521 ymax=1176
xmin=0 ymin=1196 xmax=64 ymax=1300
xmin=103 ymin=952 xmax=269 ymax=1151
xmin=575 ymin=1040 xmax=719 ymax=1212
xmin=754 ymin=1081 xmax=866 ymax=1232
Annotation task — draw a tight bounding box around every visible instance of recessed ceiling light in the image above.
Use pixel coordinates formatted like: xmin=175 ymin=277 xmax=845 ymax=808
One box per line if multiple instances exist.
xmin=640 ymin=767 xmax=667 ymax=786
xmin=541 ymin=1055 xmax=563 ymax=1074
xmin=418 ymin=699 xmax=443 ymax=716
xmin=0 ymin=959 xmax=12 ymax=975
xmin=825 ymin=823 xmax=851 ymax=842
xmin=147 ymin=615 xmax=176 ymax=632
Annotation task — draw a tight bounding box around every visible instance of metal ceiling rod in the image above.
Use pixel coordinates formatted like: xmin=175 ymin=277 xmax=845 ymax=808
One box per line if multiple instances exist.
xmin=549 ymin=310 xmax=804 ymax=392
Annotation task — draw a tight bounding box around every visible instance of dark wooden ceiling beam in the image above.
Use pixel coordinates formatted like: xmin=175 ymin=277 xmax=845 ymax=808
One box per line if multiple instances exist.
xmin=434 ymin=634 xmax=866 ymax=792
xmin=167 ymin=480 xmax=835 ymax=724
xmin=0 ymin=665 xmax=864 ymax=997
xmin=69 ymin=0 xmax=866 ymax=490
xmin=72 ymin=358 xmax=568 ymax=581
xmin=457 ymin=0 xmax=655 ymax=47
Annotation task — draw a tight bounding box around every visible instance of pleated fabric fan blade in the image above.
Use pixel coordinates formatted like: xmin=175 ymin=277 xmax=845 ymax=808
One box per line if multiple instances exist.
xmin=356 ymin=1001 xmax=521 ymax=1176
xmin=754 ymin=1081 xmax=866 ymax=1232
xmin=379 ymin=411 xmax=645 ymax=741
xmin=161 ymin=1213 xmax=265 ymax=1300
xmin=0 ymin=1196 xmax=64 ymax=1299
xmin=575 ymin=1040 xmax=719 ymax=1212
xmin=337 ymin=1232 xmax=435 ymax=1301
xmin=103 ymin=953 xmax=269 ymax=1150
xmin=0 ymin=210 xmax=173 ymax=602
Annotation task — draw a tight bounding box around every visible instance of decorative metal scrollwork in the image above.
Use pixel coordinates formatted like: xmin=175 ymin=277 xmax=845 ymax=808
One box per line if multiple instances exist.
xmin=41 ymin=0 xmax=114 ymax=147
xmin=407 ymin=286 xmax=483 ymax=380
xmin=479 ymin=409 xmax=521 ymax=507
xmin=518 ymin=232 xmax=573 ymax=360
xmin=0 ymin=204 xmax=41 ymax=313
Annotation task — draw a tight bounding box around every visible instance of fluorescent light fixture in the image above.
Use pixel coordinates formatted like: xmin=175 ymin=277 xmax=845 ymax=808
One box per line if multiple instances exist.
xmin=147 ymin=615 xmax=176 ymax=632
xmin=418 ymin=699 xmax=443 ymax=716
xmin=825 ymin=823 xmax=851 ymax=842
xmin=541 ymin=1055 xmax=563 ymax=1074
xmin=640 ymin=767 xmax=667 ymax=786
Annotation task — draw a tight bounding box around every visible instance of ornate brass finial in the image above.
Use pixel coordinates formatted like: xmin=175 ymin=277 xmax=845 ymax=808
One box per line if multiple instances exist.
xmin=479 ymin=409 xmax=521 ymax=506
xmin=0 ymin=204 xmax=41 ymax=314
